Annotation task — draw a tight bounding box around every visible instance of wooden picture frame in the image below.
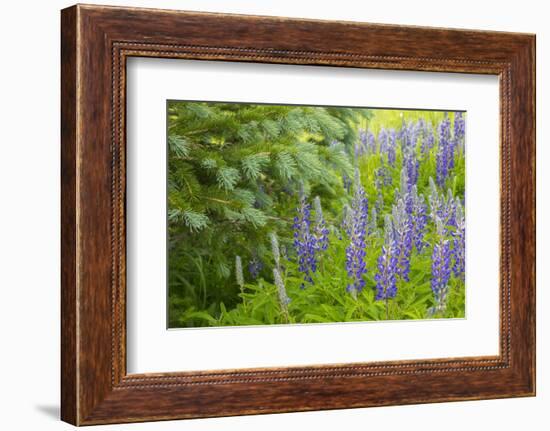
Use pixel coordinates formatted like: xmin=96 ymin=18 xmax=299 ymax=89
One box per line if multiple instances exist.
xmin=61 ymin=4 xmax=536 ymax=426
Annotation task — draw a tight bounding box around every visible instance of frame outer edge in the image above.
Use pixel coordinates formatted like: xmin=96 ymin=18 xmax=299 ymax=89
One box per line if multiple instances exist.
xmin=60 ymin=4 xmax=536 ymax=425
xmin=505 ymin=34 xmax=536 ymax=396
xmin=61 ymin=5 xmax=79 ymax=426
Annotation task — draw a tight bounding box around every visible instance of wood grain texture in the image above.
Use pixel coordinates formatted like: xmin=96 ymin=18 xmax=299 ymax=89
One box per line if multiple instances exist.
xmin=60 ymin=4 xmax=536 ymax=425
xmin=60 ymin=5 xmax=78 ymax=425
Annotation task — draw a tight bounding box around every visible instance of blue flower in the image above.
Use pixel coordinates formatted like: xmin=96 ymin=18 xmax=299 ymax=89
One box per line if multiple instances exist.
xmin=420 ymin=120 xmax=435 ymax=155
xmin=387 ymin=129 xmax=397 ymax=166
xmin=345 ymin=169 xmax=369 ymax=297
xmin=453 ymin=112 xmax=466 ymax=158
xmin=378 ymin=128 xmax=388 ymax=154
xmin=341 ymin=203 xmax=352 ymax=237
xmin=411 ymin=185 xmax=428 ymax=252
xmin=248 ymin=255 xmax=263 ymax=279
xmin=452 ymin=198 xmax=466 ymax=280
xmin=430 ymin=217 xmax=453 ymax=314
xmin=398 ymin=121 xmax=419 ymax=153
xmin=376 ymin=167 xmax=393 ymax=188
xmin=428 ymin=178 xmax=456 ymax=233
xmin=392 ymin=197 xmax=414 ymax=281
xmin=366 ymin=130 xmax=377 ymax=153
xmin=436 ymin=115 xmax=454 ymax=187
xmin=342 ymin=173 xmax=352 ymax=193
xmin=374 ymin=215 xmax=399 ymax=300
xmin=293 ymin=192 xmax=317 ymax=287
xmin=313 ymin=196 xmax=329 ymax=252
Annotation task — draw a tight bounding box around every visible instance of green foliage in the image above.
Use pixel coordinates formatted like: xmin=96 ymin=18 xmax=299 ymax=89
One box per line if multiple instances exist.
xmin=167 ymin=101 xmax=366 ymax=327
xmin=167 ymin=102 xmax=465 ymax=328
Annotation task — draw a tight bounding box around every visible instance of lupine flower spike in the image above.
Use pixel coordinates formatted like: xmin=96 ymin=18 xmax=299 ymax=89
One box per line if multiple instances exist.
xmin=248 ymin=255 xmax=263 ymax=279
xmin=293 ymin=191 xmax=317 ymax=287
xmin=345 ymin=169 xmax=369 ymax=298
xmin=411 ymin=185 xmax=428 ymax=252
xmin=387 ymin=129 xmax=397 ymax=166
xmin=436 ymin=115 xmax=452 ymax=187
xmin=392 ymin=198 xmax=414 ymax=281
xmin=368 ymin=206 xmax=378 ymax=235
xmin=453 ymin=199 xmax=466 ymax=280
xmin=374 ymin=215 xmax=399 ymax=306
xmin=378 ymin=128 xmax=388 ymax=155
xmin=428 ymin=177 xmax=442 ymax=221
xmin=273 ymin=268 xmax=291 ymax=320
xmin=313 ymin=196 xmax=329 ymax=252
xmin=454 ymin=112 xmax=466 ymax=154
xmin=235 ymin=255 xmax=244 ymax=292
xmin=430 ymin=217 xmax=453 ymax=315
xmin=270 ymin=232 xmax=281 ymax=269
xmin=341 ymin=204 xmax=352 ymax=238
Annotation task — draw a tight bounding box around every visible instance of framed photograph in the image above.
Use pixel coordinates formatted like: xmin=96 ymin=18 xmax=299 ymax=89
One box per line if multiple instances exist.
xmin=61 ymin=4 xmax=536 ymax=425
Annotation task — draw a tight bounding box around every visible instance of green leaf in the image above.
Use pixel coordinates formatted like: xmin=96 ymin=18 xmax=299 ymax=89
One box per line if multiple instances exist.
xmin=217 ymin=167 xmax=240 ymax=191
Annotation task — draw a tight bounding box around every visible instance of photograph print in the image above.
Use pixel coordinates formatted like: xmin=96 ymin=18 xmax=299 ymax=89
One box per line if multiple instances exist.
xmin=166 ymin=101 xmax=466 ymax=328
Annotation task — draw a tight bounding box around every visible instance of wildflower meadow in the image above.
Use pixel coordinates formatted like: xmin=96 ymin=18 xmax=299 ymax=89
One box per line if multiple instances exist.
xmin=167 ymin=101 xmax=466 ymax=328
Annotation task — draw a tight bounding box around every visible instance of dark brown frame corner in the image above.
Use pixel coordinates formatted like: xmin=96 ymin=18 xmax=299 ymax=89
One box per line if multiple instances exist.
xmin=61 ymin=4 xmax=536 ymax=426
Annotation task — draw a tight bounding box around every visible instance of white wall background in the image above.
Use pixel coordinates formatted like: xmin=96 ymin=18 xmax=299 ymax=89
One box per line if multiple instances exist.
xmin=0 ymin=0 xmax=545 ymax=429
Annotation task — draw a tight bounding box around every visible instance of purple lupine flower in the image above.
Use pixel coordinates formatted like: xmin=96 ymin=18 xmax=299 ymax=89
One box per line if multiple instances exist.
xmin=408 ymin=120 xmax=422 ymax=150
xmin=398 ymin=172 xmax=426 ymax=252
xmin=399 ymin=165 xmax=412 ymax=197
xmin=235 ymin=255 xmax=244 ymax=290
xmin=368 ymin=206 xmax=378 ymax=235
xmin=398 ymin=121 xmax=418 ymax=153
xmin=417 ymin=118 xmax=425 ymax=135
xmin=440 ymin=189 xmax=457 ymax=230
xmin=313 ymin=196 xmax=329 ymax=251
xmin=248 ymin=255 xmax=263 ymax=279
xmin=411 ymin=185 xmax=428 ymax=252
xmin=420 ymin=121 xmax=435 ymax=155
xmin=367 ymin=130 xmax=377 ymax=153
xmin=273 ymin=268 xmax=291 ymax=316
xmin=453 ymin=112 xmax=466 ymax=154
xmin=387 ymin=129 xmax=397 ymax=166
xmin=374 ymin=215 xmax=399 ymax=301
xmin=436 ymin=116 xmax=452 ymax=187
xmin=293 ymin=193 xmax=317 ymax=287
xmin=397 ymin=122 xmax=407 ymax=152
xmin=378 ymin=128 xmax=389 ymax=154
xmin=376 ymin=167 xmax=393 ymax=187
xmin=403 ymin=147 xmax=419 ymax=191
xmin=430 ymin=217 xmax=453 ymax=315
xmin=392 ymin=197 xmax=414 ymax=281
xmin=452 ymin=198 xmax=466 ymax=280
xmin=357 ymin=129 xmax=377 ymax=155
xmin=342 ymin=173 xmax=352 ymax=193
xmin=428 ymin=177 xmax=456 ymax=232
xmin=341 ymin=204 xmax=352 ymax=237
xmin=428 ymin=177 xmax=442 ymax=221
xmin=345 ymin=170 xmax=369 ymax=297
xmin=356 ymin=128 xmax=368 ymax=156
